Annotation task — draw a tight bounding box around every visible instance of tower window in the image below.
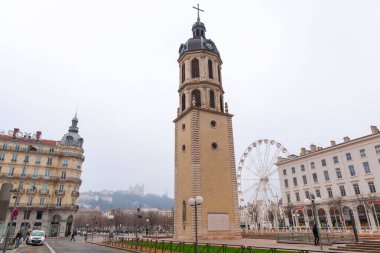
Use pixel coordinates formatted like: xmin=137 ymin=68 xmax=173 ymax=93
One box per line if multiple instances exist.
xmin=196 ymin=29 xmax=200 ymax=36
xmin=182 ymin=64 xmax=186 ymax=83
xmin=208 ymin=60 xmax=213 ymax=79
xmin=191 ymin=89 xmax=201 ymax=107
xmin=218 ymin=66 xmax=221 ymax=83
xmin=211 ymin=142 xmax=218 ymax=150
xmin=181 ymin=94 xmax=186 ymax=112
xmin=182 ymin=124 xmax=186 ymax=131
xmin=182 ymin=145 xmax=186 ymax=152
xmin=210 ymin=120 xmax=217 ymax=128
xmin=220 ymin=95 xmax=224 ymax=112
xmin=182 ymin=200 xmax=186 ymax=222
xmin=191 ymin=58 xmax=199 ymax=78
xmin=209 ymin=90 xmax=215 ymax=108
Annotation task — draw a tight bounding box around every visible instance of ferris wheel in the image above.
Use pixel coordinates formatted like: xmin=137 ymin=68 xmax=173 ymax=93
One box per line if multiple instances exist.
xmin=237 ymin=139 xmax=289 ymax=208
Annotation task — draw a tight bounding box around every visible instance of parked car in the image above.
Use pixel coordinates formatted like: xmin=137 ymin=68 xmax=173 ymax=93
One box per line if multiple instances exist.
xmin=26 ymin=230 xmax=45 ymax=246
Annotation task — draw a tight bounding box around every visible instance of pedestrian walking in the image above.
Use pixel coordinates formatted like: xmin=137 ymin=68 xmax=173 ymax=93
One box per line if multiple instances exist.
xmin=70 ymin=231 xmax=76 ymax=242
xmin=312 ymin=224 xmax=319 ymax=245
xmin=15 ymin=231 xmax=22 ymax=248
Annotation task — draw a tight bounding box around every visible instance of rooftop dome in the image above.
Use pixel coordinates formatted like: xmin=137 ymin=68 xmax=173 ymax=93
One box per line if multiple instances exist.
xmin=61 ymin=114 xmax=84 ymax=148
xmin=178 ymin=19 xmax=220 ymax=58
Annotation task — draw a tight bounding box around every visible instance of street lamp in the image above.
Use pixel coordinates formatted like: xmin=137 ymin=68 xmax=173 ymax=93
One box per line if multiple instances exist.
xmin=108 ymin=214 xmax=114 ymax=239
xmin=304 ymin=193 xmax=322 ymax=249
xmin=146 ymin=219 xmax=150 ymax=236
xmin=188 ymin=196 xmax=203 ymax=253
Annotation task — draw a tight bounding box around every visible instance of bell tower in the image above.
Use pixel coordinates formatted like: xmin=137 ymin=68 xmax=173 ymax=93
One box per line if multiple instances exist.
xmin=174 ymin=7 xmax=241 ymax=240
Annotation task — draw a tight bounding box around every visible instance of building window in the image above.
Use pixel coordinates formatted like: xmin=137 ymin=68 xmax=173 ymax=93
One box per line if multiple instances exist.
xmin=38 ymin=146 xmax=43 ymax=153
xmin=346 ymin=153 xmax=352 ymax=161
xmin=191 ymin=58 xmax=199 ymax=78
xmin=295 ymin=192 xmax=300 ymax=202
xmin=182 ymin=200 xmax=186 ymax=222
xmin=217 ymin=66 xmax=221 ymax=83
xmin=56 ymin=198 xmax=62 ymax=206
xmin=21 ymin=167 xmax=27 ymax=177
xmin=321 ymin=159 xmax=326 ymax=166
xmin=363 ymin=162 xmax=371 ymax=174
xmin=209 ymin=90 xmax=215 ymax=108
xmin=11 ymin=154 xmax=17 ymax=162
xmin=23 ymin=210 xmax=31 ymax=220
xmin=59 ymin=184 xmax=64 ymax=192
xmin=18 ymin=181 xmax=24 ymax=189
xmin=333 ymin=156 xmax=339 ymax=164
xmin=8 ymin=167 xmax=14 ymax=177
xmin=353 ymin=184 xmax=360 ymax=195
xmin=2 ymin=143 xmax=8 ymax=150
xmin=327 ymin=187 xmax=333 ymax=198
xmin=45 ymin=169 xmax=50 ymax=178
xmin=182 ymin=145 xmax=186 ymax=152
xmin=302 ymin=175 xmax=307 ymax=185
xmin=312 ymin=173 xmax=318 ymax=183
xmin=336 ymin=168 xmax=342 ymax=179
xmin=311 ymin=162 xmax=315 ymax=169
xmin=181 ymin=94 xmax=186 ymax=112
xmin=324 ymin=171 xmax=330 ymax=181
xmin=47 ymin=157 xmax=53 ymax=165
xmin=301 ymin=164 xmax=305 ymax=171
xmin=369 ymin=181 xmax=376 ymax=193
xmin=36 ymin=211 xmax=43 ymax=220
xmin=283 ymin=169 xmax=287 ymax=175
xmin=315 ymin=189 xmax=321 ymax=198
xmin=63 ymin=159 xmax=68 ymax=167
xmin=42 ymin=183 xmax=48 ymax=190
xmin=375 ymin=145 xmax=380 ymax=153
xmin=32 ymin=168 xmax=39 ymax=178
xmin=208 ymin=59 xmax=213 ymax=79
xmin=284 ymin=179 xmax=289 ymax=188
xmin=27 ymin=197 xmax=33 ymax=206
xmin=211 ymin=142 xmax=218 ymax=150
xmin=24 ymin=155 xmax=29 ymax=163
xmin=0 ymin=153 xmax=4 ymax=161
xmin=39 ymin=197 xmax=45 ymax=205
xmin=49 ymin=147 xmax=54 ymax=153
xmin=210 ymin=120 xmax=217 ymax=128
xmin=191 ymin=89 xmax=201 ymax=107
xmin=219 ymin=95 xmax=224 ymax=112
xmin=305 ymin=191 xmax=310 ymax=199
xmin=293 ymin=177 xmax=298 ymax=187
xmin=35 ymin=156 xmax=41 ymax=164
xmin=14 ymin=144 xmax=20 ymax=151
xmin=287 ymin=194 xmax=291 ymax=203
xmin=348 ymin=165 xmax=356 ymax=176
xmin=291 ymin=167 xmax=295 ymax=174
xmin=360 ymin=149 xmax=366 ymax=157
xmin=61 ymin=171 xmax=66 ymax=180
xmin=339 ymin=185 xmax=346 ymax=196
xmin=181 ymin=64 xmax=186 ymax=82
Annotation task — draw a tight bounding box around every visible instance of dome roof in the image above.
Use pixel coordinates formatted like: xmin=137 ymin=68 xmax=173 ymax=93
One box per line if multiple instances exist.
xmin=178 ymin=21 xmax=220 ymax=58
xmin=61 ymin=114 xmax=84 ymax=148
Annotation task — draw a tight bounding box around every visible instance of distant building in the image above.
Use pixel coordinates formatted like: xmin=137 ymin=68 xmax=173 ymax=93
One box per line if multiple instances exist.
xmin=0 ymin=114 xmax=84 ymax=237
xmin=277 ymin=126 xmax=380 ymax=231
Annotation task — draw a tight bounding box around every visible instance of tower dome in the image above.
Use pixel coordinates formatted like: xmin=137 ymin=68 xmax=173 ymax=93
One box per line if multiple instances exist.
xmin=178 ymin=19 xmax=220 ymax=58
xmin=61 ymin=113 xmax=83 ymax=147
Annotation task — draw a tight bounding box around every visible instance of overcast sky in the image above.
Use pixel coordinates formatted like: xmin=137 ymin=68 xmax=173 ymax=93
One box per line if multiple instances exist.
xmin=1 ymin=1 xmax=379 ymax=198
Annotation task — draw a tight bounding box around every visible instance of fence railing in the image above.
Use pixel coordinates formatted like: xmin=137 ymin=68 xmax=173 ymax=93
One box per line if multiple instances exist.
xmin=100 ymin=237 xmax=344 ymax=253
xmin=276 ymin=230 xmax=355 ymax=244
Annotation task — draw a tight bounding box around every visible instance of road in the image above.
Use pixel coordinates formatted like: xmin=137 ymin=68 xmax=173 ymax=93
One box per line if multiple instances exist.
xmin=15 ymin=237 xmax=129 ymax=253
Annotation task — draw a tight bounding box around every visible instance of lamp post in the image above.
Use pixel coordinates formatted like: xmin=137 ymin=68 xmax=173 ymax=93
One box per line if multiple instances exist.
xmin=188 ymin=196 xmax=203 ymax=253
xmin=146 ymin=219 xmax=150 ymax=236
xmin=304 ymin=193 xmax=322 ymax=249
xmin=108 ymin=214 xmax=114 ymax=239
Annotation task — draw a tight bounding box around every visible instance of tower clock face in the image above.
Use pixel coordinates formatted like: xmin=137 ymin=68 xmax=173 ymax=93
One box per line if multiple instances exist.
xmin=205 ymin=43 xmax=213 ymax=49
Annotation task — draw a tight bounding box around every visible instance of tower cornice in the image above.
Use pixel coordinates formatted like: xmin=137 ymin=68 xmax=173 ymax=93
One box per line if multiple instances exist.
xmin=178 ymin=50 xmax=223 ymax=64
xmin=173 ymin=106 xmax=233 ymax=123
xmin=178 ymin=81 xmax=225 ymax=94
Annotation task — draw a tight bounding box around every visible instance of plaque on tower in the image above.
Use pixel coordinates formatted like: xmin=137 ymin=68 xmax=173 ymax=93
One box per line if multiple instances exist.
xmin=208 ymin=213 xmax=229 ymax=231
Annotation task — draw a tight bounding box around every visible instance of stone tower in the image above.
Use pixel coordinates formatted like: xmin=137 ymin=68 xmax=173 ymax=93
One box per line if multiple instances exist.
xmin=173 ymin=13 xmax=241 ymax=240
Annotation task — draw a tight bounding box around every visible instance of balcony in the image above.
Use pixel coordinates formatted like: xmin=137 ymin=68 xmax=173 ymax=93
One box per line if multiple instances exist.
xmin=71 ymin=191 xmax=80 ymax=197
xmin=13 ymin=188 xmax=25 ymax=194
xmin=26 ymin=189 xmax=37 ymax=195
xmin=55 ymin=190 xmax=66 ymax=196
xmin=49 ymin=204 xmax=79 ymax=210
xmin=39 ymin=189 xmax=49 ymax=195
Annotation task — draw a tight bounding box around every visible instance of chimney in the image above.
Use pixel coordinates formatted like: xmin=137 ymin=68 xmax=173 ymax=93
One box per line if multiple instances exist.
xmin=343 ymin=136 xmax=350 ymax=142
xmin=330 ymin=140 xmax=336 ymax=146
xmin=310 ymin=144 xmax=317 ymax=152
xmin=371 ymin=125 xmax=379 ymax=134
xmin=13 ymin=128 xmax=19 ymax=139
xmin=36 ymin=131 xmax=42 ymax=141
xmin=300 ymin=147 xmax=306 ymax=156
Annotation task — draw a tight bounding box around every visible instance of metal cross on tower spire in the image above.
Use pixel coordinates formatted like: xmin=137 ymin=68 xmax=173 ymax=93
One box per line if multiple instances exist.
xmin=193 ymin=4 xmax=204 ymax=22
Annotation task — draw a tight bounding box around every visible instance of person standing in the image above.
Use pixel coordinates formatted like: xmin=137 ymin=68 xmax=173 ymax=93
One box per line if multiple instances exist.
xmin=70 ymin=232 xmax=75 ymax=242
xmin=312 ymin=224 xmax=319 ymax=245
xmin=15 ymin=231 xmax=22 ymax=248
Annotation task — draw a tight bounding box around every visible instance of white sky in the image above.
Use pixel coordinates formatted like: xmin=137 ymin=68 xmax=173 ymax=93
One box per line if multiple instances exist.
xmin=1 ymin=1 xmax=379 ymax=198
